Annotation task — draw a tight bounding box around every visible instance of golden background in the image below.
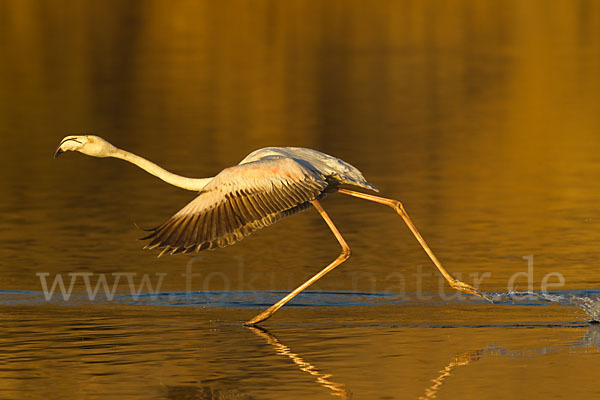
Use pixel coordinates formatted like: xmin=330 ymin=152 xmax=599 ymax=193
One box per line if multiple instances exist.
xmin=1 ymin=1 xmax=599 ymax=399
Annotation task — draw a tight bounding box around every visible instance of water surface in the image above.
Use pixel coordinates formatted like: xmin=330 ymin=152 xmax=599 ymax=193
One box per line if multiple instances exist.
xmin=1 ymin=0 xmax=600 ymax=398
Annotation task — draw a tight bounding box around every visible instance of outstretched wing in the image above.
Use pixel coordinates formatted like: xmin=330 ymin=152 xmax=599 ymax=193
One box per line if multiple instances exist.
xmin=141 ymin=156 xmax=329 ymax=256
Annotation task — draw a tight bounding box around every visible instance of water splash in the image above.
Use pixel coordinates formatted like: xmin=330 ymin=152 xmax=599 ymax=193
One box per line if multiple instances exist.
xmin=575 ymin=297 xmax=600 ymax=323
xmin=487 ymin=290 xmax=600 ymax=322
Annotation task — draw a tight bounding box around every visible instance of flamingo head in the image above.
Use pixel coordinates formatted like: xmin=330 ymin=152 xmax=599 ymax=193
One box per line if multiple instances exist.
xmin=54 ymin=135 xmax=118 ymax=158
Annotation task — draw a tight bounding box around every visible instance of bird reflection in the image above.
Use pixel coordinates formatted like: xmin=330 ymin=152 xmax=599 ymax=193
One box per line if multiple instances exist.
xmin=418 ymin=324 xmax=598 ymax=400
xmin=573 ymin=323 xmax=600 ymax=351
xmin=164 ymin=384 xmax=254 ymax=399
xmin=418 ymin=350 xmax=483 ymax=400
xmin=246 ymin=326 xmax=350 ymax=399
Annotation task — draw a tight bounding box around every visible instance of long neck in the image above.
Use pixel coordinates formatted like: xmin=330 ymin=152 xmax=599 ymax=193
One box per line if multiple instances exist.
xmin=111 ymin=148 xmax=213 ymax=191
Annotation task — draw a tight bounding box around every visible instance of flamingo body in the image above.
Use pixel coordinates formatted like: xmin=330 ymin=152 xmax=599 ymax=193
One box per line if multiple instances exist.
xmin=144 ymin=148 xmax=378 ymax=255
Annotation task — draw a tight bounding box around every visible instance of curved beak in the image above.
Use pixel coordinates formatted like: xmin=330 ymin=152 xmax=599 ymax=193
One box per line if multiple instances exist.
xmin=53 ymin=137 xmax=81 ymax=159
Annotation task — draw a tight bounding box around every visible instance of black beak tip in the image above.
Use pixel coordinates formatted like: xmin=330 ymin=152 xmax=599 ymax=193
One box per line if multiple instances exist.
xmin=53 ymin=148 xmax=63 ymax=158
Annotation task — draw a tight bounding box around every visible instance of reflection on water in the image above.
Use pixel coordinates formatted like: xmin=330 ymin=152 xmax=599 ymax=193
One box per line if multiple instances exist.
xmin=420 ymin=324 xmax=600 ymax=400
xmin=248 ymin=326 xmax=349 ymax=399
xmin=164 ymin=385 xmax=254 ymax=400
xmin=419 ymin=350 xmax=483 ymax=400
xmin=578 ymin=324 xmax=600 ymax=351
xmin=1 ymin=302 xmax=598 ymax=399
xmin=1 ymin=288 xmax=599 ymax=399
xmin=2 ymin=0 xmax=600 ymax=398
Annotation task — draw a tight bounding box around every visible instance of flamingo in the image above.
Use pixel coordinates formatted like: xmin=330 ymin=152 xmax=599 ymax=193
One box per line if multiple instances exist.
xmin=54 ymin=135 xmax=485 ymax=325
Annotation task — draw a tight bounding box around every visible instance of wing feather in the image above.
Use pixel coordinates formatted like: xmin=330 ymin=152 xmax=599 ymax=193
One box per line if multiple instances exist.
xmin=141 ymin=157 xmax=328 ymax=255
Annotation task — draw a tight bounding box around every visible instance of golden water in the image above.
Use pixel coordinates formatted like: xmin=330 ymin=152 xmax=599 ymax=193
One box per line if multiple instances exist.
xmin=1 ymin=1 xmax=600 ymax=398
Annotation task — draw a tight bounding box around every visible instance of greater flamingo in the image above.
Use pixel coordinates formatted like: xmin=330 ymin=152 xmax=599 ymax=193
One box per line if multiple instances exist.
xmin=54 ymin=135 xmax=485 ymax=325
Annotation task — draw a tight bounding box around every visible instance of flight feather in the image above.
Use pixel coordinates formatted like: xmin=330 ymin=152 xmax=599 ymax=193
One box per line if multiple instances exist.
xmin=141 ymin=156 xmax=329 ymax=255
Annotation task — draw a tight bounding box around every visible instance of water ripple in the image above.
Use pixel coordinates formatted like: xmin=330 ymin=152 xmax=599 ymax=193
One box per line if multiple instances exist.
xmin=2 ymin=289 xmax=599 ymax=322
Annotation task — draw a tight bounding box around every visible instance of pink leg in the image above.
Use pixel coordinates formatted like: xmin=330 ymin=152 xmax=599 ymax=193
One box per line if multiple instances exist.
xmin=245 ymin=199 xmax=351 ymax=325
xmin=338 ymin=188 xmax=487 ymax=299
